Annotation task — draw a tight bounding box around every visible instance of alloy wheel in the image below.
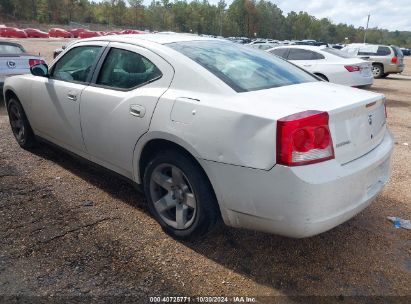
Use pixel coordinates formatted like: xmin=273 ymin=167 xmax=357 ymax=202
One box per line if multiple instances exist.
xmin=9 ymin=103 xmax=25 ymax=142
xmin=149 ymin=164 xmax=197 ymax=230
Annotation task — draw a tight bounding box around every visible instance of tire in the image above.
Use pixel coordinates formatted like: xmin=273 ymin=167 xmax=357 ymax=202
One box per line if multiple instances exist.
xmin=143 ymin=149 xmax=220 ymax=240
xmin=7 ymin=97 xmax=36 ymax=149
xmin=372 ymin=64 xmax=384 ymax=79
xmin=381 ymin=73 xmax=389 ymax=78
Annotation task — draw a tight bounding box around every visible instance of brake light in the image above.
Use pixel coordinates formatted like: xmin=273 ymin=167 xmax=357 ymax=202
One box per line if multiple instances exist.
xmin=344 ymin=65 xmax=360 ymax=72
xmin=276 ymin=111 xmax=334 ymax=166
xmin=391 ymin=57 xmax=398 ymax=64
xmin=28 ymin=59 xmax=45 ymax=67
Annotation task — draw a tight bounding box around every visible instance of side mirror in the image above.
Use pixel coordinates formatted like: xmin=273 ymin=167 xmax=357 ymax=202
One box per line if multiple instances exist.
xmin=30 ymin=64 xmax=49 ymax=77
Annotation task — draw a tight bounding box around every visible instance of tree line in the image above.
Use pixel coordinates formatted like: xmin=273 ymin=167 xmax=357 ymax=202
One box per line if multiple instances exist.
xmin=1 ymin=0 xmax=410 ymax=46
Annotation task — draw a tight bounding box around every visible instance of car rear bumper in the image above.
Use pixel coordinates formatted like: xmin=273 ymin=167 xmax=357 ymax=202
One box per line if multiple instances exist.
xmin=202 ymin=129 xmax=394 ymax=238
xmin=384 ymin=64 xmax=404 ymax=74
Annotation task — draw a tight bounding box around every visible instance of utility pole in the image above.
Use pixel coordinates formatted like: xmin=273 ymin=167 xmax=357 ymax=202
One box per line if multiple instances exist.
xmin=363 ymin=14 xmax=370 ymax=43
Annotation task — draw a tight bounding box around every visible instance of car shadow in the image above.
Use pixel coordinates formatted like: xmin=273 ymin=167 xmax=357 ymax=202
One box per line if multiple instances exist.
xmin=22 ymin=140 xmax=403 ymax=299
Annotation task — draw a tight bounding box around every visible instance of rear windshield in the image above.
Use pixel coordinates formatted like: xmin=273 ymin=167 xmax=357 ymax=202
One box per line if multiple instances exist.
xmin=323 ymin=47 xmax=354 ymax=58
xmin=168 ymin=40 xmax=316 ymax=92
xmin=392 ymin=46 xmax=403 ymax=57
xmin=0 ymin=43 xmax=24 ymax=54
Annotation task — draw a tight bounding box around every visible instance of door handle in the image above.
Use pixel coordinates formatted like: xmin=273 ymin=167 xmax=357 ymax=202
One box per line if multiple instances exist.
xmin=130 ymin=105 xmax=145 ymax=118
xmin=67 ymin=93 xmax=77 ymax=101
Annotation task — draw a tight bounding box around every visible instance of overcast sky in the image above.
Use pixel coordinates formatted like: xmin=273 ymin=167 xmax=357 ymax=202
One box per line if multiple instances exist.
xmin=103 ymin=0 xmax=410 ymax=31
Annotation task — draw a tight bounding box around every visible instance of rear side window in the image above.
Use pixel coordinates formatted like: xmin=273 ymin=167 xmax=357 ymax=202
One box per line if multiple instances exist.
xmin=269 ymin=48 xmax=289 ymax=59
xmin=52 ymin=46 xmax=102 ymax=83
xmin=168 ymin=40 xmax=316 ymax=92
xmin=288 ymin=49 xmax=325 ymax=60
xmin=96 ymin=48 xmax=162 ymax=90
xmin=377 ymin=46 xmax=391 ymax=56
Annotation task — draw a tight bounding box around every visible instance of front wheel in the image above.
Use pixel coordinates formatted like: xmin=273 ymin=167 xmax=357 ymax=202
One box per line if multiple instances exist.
xmin=143 ymin=150 xmax=220 ymax=240
xmin=7 ymin=98 xmax=36 ymax=149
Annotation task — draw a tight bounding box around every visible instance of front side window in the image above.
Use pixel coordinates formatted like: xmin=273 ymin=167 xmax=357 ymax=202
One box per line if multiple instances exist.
xmin=168 ymin=41 xmax=316 ymax=92
xmin=96 ymin=48 xmax=162 ymax=89
xmin=52 ymin=46 xmax=102 ymax=83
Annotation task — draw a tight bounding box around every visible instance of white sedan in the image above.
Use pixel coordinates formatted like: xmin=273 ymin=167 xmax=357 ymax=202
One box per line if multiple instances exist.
xmin=3 ymin=34 xmax=393 ymax=239
xmin=267 ymin=45 xmax=374 ymax=87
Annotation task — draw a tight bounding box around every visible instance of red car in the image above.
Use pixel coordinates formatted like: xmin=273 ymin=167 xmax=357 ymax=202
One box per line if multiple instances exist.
xmin=78 ymin=30 xmax=102 ymax=38
xmin=49 ymin=28 xmax=72 ymax=38
xmin=120 ymin=29 xmax=146 ymax=35
xmin=24 ymin=28 xmax=49 ymax=38
xmin=68 ymin=28 xmax=86 ymax=38
xmin=0 ymin=27 xmax=28 ymax=38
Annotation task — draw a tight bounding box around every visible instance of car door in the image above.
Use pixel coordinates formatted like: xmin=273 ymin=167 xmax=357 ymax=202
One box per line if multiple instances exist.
xmin=30 ymin=41 xmax=108 ymax=156
xmin=79 ymin=42 xmax=174 ymax=178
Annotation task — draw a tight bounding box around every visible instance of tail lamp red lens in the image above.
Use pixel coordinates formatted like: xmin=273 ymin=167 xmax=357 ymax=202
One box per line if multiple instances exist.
xmin=344 ymin=65 xmax=360 ymax=72
xmin=391 ymin=57 xmax=398 ymax=64
xmin=29 ymin=59 xmax=46 ymax=67
xmin=276 ymin=110 xmax=334 ymax=166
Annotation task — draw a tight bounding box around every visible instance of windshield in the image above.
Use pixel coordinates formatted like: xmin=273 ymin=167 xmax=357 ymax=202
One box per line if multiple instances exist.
xmin=168 ymin=40 xmax=317 ymax=92
xmin=0 ymin=43 xmax=24 ymax=54
xmin=323 ymin=47 xmax=354 ymax=58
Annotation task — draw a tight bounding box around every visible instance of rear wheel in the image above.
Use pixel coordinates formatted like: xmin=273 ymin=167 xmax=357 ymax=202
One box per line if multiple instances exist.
xmin=7 ymin=97 xmax=36 ymax=149
xmin=143 ymin=150 xmax=220 ymax=240
xmin=372 ymin=64 xmax=384 ymax=78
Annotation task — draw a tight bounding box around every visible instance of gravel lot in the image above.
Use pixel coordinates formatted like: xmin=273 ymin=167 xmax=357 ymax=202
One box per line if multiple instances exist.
xmin=0 ymin=38 xmax=410 ymax=302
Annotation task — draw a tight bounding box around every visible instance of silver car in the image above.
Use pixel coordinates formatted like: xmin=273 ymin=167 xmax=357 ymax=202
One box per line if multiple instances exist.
xmin=0 ymin=41 xmax=45 ymax=88
xmin=341 ymin=44 xmax=404 ymax=78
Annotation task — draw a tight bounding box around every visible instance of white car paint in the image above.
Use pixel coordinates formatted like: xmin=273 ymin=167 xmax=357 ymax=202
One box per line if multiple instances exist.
xmin=267 ymin=45 xmax=374 ymax=87
xmin=3 ymin=34 xmax=393 ymax=238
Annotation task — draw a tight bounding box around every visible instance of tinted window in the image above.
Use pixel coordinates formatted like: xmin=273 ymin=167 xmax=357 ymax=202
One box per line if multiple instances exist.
xmin=288 ymin=49 xmax=324 ymax=60
xmin=391 ymin=46 xmax=403 ymax=57
xmin=52 ymin=46 xmax=101 ymax=82
xmin=0 ymin=43 xmax=24 ymax=54
xmin=96 ymin=48 xmax=162 ymax=89
xmin=269 ymin=48 xmax=289 ymax=59
xmin=377 ymin=46 xmax=391 ymax=56
xmin=168 ymin=41 xmax=316 ymax=92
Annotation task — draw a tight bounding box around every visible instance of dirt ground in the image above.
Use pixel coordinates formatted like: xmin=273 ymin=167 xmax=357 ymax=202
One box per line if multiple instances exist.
xmin=0 ymin=38 xmax=410 ymax=302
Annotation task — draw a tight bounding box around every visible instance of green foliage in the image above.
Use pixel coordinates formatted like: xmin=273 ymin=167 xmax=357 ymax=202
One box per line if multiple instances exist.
xmin=1 ymin=0 xmax=410 ymax=47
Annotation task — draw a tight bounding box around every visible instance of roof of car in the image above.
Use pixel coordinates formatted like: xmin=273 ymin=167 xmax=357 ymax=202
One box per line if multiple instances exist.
xmin=86 ymin=33 xmax=220 ymax=45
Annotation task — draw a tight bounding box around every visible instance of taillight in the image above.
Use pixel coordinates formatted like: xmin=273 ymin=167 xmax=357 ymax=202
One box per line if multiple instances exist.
xmin=391 ymin=57 xmax=398 ymax=64
xmin=28 ymin=59 xmax=45 ymax=67
xmin=344 ymin=65 xmax=360 ymax=72
xmin=276 ymin=110 xmax=335 ymax=166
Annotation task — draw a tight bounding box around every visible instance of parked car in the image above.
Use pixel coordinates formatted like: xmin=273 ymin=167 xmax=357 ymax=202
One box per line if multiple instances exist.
xmin=0 ymin=27 xmax=28 ymax=38
xmin=24 ymin=28 xmax=49 ymax=38
xmin=341 ymin=44 xmax=404 ymax=78
xmin=68 ymin=28 xmax=87 ymax=38
xmin=78 ymin=30 xmax=102 ymax=38
xmin=3 ymin=35 xmax=393 ymax=240
xmin=247 ymin=42 xmax=279 ymax=51
xmin=49 ymin=28 xmax=72 ymax=38
xmin=267 ymin=45 xmax=373 ymax=87
xmin=0 ymin=41 xmax=45 ymax=88
xmin=400 ymin=48 xmax=410 ymax=56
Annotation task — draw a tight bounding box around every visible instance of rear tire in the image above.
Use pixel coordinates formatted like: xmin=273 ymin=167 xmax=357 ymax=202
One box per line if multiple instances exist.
xmin=381 ymin=73 xmax=389 ymax=78
xmin=7 ymin=97 xmax=36 ymax=149
xmin=143 ymin=149 xmax=220 ymax=240
xmin=372 ymin=64 xmax=384 ymax=79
